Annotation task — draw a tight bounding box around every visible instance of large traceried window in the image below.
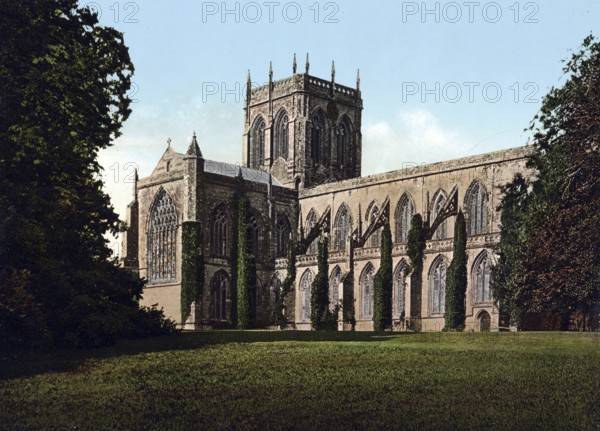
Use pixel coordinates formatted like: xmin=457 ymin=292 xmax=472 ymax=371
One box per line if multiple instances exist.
xmin=248 ymin=212 xmax=260 ymax=257
xmin=211 ymin=271 xmax=230 ymax=321
xmin=276 ymin=214 xmax=291 ymax=257
xmin=147 ymin=188 xmax=177 ymax=283
xmin=329 ymin=266 xmax=341 ymax=311
xmin=274 ymin=111 xmax=289 ymax=160
xmin=472 ymin=251 xmax=492 ymax=303
xmin=250 ymin=116 xmax=266 ymax=168
xmin=430 ymin=256 xmax=447 ymax=315
xmin=466 ymin=181 xmax=488 ymax=235
xmin=393 ymin=261 xmax=409 ymax=318
xmin=337 ymin=118 xmax=352 ymax=170
xmin=305 ymin=209 xmax=319 ymax=255
xmin=299 ymin=269 xmax=313 ymax=322
xmin=211 ymin=205 xmax=228 ymax=257
xmin=333 ymin=204 xmax=352 ymax=252
xmin=360 ymin=263 xmax=375 ymax=319
xmin=395 ymin=193 xmax=414 ymax=244
xmin=311 ymin=111 xmax=325 ymax=167
xmin=432 ymin=191 xmax=448 ymax=240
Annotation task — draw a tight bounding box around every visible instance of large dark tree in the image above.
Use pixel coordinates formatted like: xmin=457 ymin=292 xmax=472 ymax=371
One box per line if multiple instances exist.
xmin=407 ymin=214 xmax=426 ymax=331
xmin=492 ymin=35 xmax=600 ymax=330
xmin=444 ymin=211 xmax=467 ymax=331
xmin=373 ymin=222 xmax=393 ymax=331
xmin=0 ymin=1 xmax=173 ymax=348
xmin=311 ymin=236 xmax=337 ymax=330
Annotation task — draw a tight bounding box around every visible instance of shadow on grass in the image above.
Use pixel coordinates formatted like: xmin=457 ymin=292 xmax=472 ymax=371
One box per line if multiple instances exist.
xmin=0 ymin=330 xmax=410 ymax=379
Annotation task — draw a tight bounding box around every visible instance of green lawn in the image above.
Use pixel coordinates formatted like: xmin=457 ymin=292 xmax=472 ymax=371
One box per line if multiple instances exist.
xmin=1 ymin=332 xmax=599 ymax=430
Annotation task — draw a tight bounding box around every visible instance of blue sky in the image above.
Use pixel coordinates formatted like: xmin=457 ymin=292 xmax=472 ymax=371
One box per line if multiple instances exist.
xmin=82 ymin=0 xmax=599 ymax=254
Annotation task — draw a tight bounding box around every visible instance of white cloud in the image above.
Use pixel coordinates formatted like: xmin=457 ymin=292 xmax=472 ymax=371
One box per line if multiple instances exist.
xmin=362 ymin=108 xmax=470 ymax=176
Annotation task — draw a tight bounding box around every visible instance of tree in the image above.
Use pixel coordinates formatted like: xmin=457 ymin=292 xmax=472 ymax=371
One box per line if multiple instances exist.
xmin=373 ymin=221 xmax=393 ymax=331
xmin=444 ymin=211 xmax=467 ymax=331
xmin=492 ymin=35 xmax=600 ymax=330
xmin=311 ymin=236 xmax=337 ymax=330
xmin=0 ymin=1 xmax=173 ymax=349
xmin=407 ymin=214 xmax=426 ymax=331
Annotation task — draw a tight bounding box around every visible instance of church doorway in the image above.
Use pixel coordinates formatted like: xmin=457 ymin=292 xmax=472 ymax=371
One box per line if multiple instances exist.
xmin=478 ymin=310 xmax=491 ymax=332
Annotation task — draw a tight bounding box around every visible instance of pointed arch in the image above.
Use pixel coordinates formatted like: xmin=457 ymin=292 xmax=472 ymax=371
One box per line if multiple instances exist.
xmin=429 ymin=255 xmax=448 ymax=315
xmin=305 ymin=209 xmax=319 ymax=254
xmin=299 ymin=269 xmax=314 ymax=322
xmin=366 ymin=201 xmax=381 ymax=248
xmin=395 ymin=193 xmax=415 ymax=244
xmin=210 ymin=270 xmax=230 ymax=321
xmin=360 ymin=263 xmax=376 ymax=319
xmin=247 ymin=208 xmax=261 ymax=257
xmin=276 ymin=213 xmax=291 ymax=257
xmin=337 ymin=115 xmax=354 ymax=173
xmin=465 ymin=180 xmax=489 ymax=235
xmin=329 ymin=266 xmax=342 ymax=311
xmin=431 ymin=189 xmax=448 ymax=240
xmin=393 ymin=260 xmax=410 ymax=318
xmin=211 ymin=204 xmax=230 ymax=257
xmin=472 ymin=250 xmax=492 ymax=303
xmin=250 ymin=115 xmax=266 ymax=169
xmin=333 ymin=203 xmax=352 ymax=252
xmin=310 ymin=108 xmax=327 ymax=167
xmin=273 ymin=109 xmax=289 ymax=160
xmin=147 ymin=188 xmax=178 ymax=283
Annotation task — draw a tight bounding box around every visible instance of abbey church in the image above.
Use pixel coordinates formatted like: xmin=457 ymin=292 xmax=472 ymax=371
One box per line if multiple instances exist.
xmin=120 ymin=57 xmax=533 ymax=332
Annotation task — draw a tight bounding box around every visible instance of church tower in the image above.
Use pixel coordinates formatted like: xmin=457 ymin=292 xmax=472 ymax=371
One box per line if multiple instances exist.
xmin=243 ymin=54 xmax=363 ymax=189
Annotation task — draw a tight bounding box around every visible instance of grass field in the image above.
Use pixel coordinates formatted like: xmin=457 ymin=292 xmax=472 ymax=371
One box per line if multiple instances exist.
xmin=1 ymin=331 xmax=599 ymax=430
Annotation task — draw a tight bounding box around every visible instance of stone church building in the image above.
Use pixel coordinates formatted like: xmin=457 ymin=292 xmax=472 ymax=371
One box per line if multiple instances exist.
xmin=121 ymin=57 xmax=532 ymax=332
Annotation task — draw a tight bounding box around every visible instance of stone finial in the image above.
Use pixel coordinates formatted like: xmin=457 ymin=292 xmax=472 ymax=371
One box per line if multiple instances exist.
xmin=167 ymin=137 xmax=172 ymax=147
xmin=305 ymin=53 xmax=310 ymax=74
xmin=269 ymin=61 xmax=273 ymax=83
xmin=331 ymin=60 xmax=335 ymax=83
xmin=292 ymin=53 xmax=297 ymax=74
xmin=356 ymin=69 xmax=360 ymax=90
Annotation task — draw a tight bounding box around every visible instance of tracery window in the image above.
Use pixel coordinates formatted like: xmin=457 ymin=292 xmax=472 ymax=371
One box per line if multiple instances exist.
xmin=360 ymin=263 xmax=375 ymax=318
xmin=395 ymin=193 xmax=414 ymax=244
xmin=368 ymin=205 xmax=381 ymax=248
xmin=248 ymin=212 xmax=260 ymax=257
xmin=329 ymin=266 xmax=341 ymax=311
xmin=311 ymin=112 xmax=325 ymax=167
xmin=211 ymin=271 xmax=230 ymax=321
xmin=147 ymin=188 xmax=177 ymax=283
xmin=276 ymin=214 xmax=291 ymax=257
xmin=250 ymin=116 xmax=266 ymax=168
xmin=472 ymin=251 xmax=492 ymax=303
xmin=274 ymin=111 xmax=289 ymax=160
xmin=337 ymin=121 xmax=348 ymax=169
xmin=305 ymin=210 xmax=319 ymax=255
xmin=211 ymin=205 xmax=228 ymax=257
xmin=333 ymin=204 xmax=352 ymax=252
xmin=432 ymin=192 xmax=448 ymax=240
xmin=467 ymin=182 xmax=488 ymax=235
xmin=430 ymin=256 xmax=447 ymax=315
xmin=300 ymin=269 xmax=313 ymax=322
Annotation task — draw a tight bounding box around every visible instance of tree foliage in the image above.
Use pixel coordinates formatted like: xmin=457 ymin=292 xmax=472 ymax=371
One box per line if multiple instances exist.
xmin=0 ymin=1 xmax=175 ymax=349
xmin=373 ymin=222 xmax=393 ymax=331
xmin=311 ymin=237 xmax=337 ymax=330
xmin=407 ymin=214 xmax=426 ymax=329
xmin=492 ymin=35 xmax=600 ymax=330
xmin=444 ymin=211 xmax=467 ymax=331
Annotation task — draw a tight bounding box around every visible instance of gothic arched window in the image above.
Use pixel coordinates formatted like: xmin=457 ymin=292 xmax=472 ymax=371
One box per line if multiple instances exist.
xmin=250 ymin=116 xmax=266 ymax=168
xmin=432 ymin=191 xmax=448 ymax=240
xmin=305 ymin=209 xmax=319 ymax=254
xmin=211 ymin=205 xmax=229 ymax=257
xmin=274 ymin=111 xmax=289 ymax=160
xmin=394 ymin=261 xmax=409 ymax=318
xmin=337 ymin=120 xmax=348 ymax=169
xmin=299 ymin=269 xmax=313 ymax=322
xmin=466 ymin=182 xmax=488 ymax=235
xmin=360 ymin=263 xmax=375 ymax=319
xmin=430 ymin=256 xmax=447 ymax=315
xmin=147 ymin=188 xmax=177 ymax=283
xmin=368 ymin=204 xmax=381 ymax=248
xmin=472 ymin=251 xmax=492 ymax=303
xmin=395 ymin=193 xmax=414 ymax=244
xmin=276 ymin=214 xmax=291 ymax=257
xmin=333 ymin=204 xmax=352 ymax=252
xmin=329 ymin=266 xmax=342 ymax=311
xmin=211 ymin=271 xmax=230 ymax=321
xmin=311 ymin=111 xmax=325 ymax=167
